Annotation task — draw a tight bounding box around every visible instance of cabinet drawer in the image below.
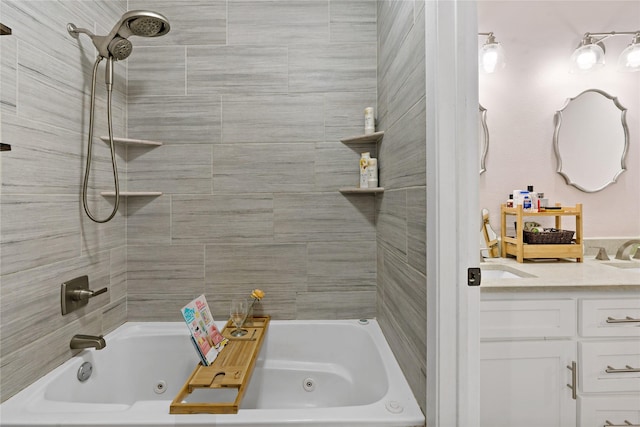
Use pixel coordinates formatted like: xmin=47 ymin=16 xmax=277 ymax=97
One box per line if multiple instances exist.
xmin=481 ymin=299 xmax=576 ymax=339
xmin=580 ymin=341 xmax=640 ymax=393
xmin=580 ymin=298 xmax=640 ymax=338
xmin=579 ymin=396 xmax=640 ymax=427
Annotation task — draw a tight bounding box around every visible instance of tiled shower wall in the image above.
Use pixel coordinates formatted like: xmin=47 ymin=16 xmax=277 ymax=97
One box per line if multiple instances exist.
xmin=376 ymin=0 xmax=427 ymax=411
xmin=125 ymin=0 xmax=380 ymax=320
xmin=0 ymin=0 xmax=427 ymax=408
xmin=0 ymin=0 xmax=128 ymax=401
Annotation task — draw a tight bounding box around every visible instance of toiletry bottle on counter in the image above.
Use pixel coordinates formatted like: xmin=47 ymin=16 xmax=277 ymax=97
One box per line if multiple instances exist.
xmin=364 ymin=107 xmax=375 ymax=135
xmin=367 ymin=158 xmax=378 ymax=188
xmin=360 ymin=152 xmax=371 ymax=188
xmin=538 ymin=192 xmax=548 ymax=208
xmin=512 ymin=190 xmax=523 ymax=206
xmin=522 ymin=192 xmax=533 ymax=211
xmin=527 ymin=185 xmax=538 ymax=212
xmin=506 ymin=194 xmax=514 ymax=208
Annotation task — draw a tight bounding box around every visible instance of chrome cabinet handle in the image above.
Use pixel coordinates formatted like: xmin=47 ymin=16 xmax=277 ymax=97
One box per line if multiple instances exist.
xmin=606 ymin=316 xmax=640 ymax=323
xmin=605 ymin=365 xmax=640 ymax=374
xmin=605 ymin=421 xmax=640 ymax=426
xmin=566 ymin=361 xmax=577 ymax=400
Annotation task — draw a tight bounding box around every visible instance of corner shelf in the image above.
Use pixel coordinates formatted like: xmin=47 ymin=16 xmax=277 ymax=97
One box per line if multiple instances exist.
xmin=339 ymin=131 xmax=384 ymax=194
xmin=100 ymin=137 xmax=163 ymax=198
xmin=339 ymin=187 xmax=384 ymax=194
xmin=100 ymin=191 xmax=163 ymax=197
xmin=100 ymin=136 xmax=163 ymax=146
xmin=340 ymin=131 xmax=384 ymax=145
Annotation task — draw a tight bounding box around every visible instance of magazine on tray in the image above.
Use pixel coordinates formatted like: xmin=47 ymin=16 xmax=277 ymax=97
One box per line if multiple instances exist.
xmin=180 ymin=295 xmax=228 ymax=366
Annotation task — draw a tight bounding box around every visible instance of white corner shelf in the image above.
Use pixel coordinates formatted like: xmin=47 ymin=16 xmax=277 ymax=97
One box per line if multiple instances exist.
xmin=339 ymin=187 xmax=384 ymax=194
xmin=100 ymin=191 xmax=163 ymax=197
xmin=340 ymin=131 xmax=384 ymax=145
xmin=339 ymin=130 xmax=384 ymax=195
xmin=100 ymin=136 xmax=163 ymax=146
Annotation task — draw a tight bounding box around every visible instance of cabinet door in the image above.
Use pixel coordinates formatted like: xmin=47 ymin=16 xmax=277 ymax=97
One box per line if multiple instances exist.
xmin=481 ymin=340 xmax=577 ymax=427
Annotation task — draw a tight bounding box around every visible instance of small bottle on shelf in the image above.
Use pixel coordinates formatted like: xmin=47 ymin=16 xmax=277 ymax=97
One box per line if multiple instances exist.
xmin=359 ymin=152 xmax=370 ymax=188
xmin=367 ymin=158 xmax=378 ymax=188
xmin=527 ymin=185 xmax=538 ymax=212
xmin=364 ymin=107 xmax=375 ymax=135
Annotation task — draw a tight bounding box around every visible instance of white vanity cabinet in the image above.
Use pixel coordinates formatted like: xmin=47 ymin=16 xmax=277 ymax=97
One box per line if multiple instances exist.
xmin=480 ymin=299 xmax=577 ymax=427
xmin=480 ymin=293 xmax=640 ymax=427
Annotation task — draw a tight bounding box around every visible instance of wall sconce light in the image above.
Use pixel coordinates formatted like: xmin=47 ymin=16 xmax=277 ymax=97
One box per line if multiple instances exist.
xmin=479 ymin=32 xmax=506 ymax=74
xmin=571 ymin=31 xmax=640 ymax=72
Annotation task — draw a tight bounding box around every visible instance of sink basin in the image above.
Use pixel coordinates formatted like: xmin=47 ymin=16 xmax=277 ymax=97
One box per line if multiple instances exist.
xmin=604 ymin=262 xmax=640 ymax=273
xmin=482 ymin=270 xmax=523 ymax=279
xmin=480 ymin=265 xmax=535 ymax=280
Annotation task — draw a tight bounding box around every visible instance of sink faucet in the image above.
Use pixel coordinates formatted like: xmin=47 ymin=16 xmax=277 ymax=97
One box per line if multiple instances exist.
xmin=615 ymin=239 xmax=640 ymax=261
xmin=70 ymin=334 xmax=106 ymax=350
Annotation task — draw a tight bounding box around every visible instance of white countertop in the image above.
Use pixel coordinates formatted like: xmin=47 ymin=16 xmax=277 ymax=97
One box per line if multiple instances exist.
xmin=480 ymin=256 xmax=640 ymax=290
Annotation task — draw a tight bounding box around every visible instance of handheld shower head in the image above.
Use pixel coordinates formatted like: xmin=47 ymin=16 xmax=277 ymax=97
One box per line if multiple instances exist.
xmin=108 ymin=37 xmax=133 ymax=60
xmin=67 ymin=10 xmax=169 ymax=60
xmin=68 ymin=11 xmax=170 ymax=223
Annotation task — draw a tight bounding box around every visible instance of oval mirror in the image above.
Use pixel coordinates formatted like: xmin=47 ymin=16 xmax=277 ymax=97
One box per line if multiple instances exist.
xmin=553 ymin=89 xmax=628 ymax=192
xmin=479 ymin=104 xmax=488 ymax=175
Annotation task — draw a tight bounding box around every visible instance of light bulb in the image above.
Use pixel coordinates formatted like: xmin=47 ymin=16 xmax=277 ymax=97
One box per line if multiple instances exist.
xmin=619 ymin=41 xmax=640 ymax=71
xmin=576 ymin=50 xmax=597 ymax=70
xmin=479 ymin=43 xmax=505 ymax=74
xmin=570 ymin=42 xmax=605 ymax=73
xmin=482 ymin=50 xmax=498 ymax=73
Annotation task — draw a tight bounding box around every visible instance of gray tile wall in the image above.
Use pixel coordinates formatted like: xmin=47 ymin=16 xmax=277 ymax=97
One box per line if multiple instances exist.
xmin=0 ymin=0 xmax=128 ymax=402
xmin=0 ymin=0 xmax=427 ymax=412
xmin=126 ymin=0 xmax=378 ymax=322
xmin=376 ymin=0 xmax=427 ymax=414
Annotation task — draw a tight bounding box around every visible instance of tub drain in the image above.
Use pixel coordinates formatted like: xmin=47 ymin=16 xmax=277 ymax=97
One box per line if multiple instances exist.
xmin=302 ymin=377 xmax=316 ymax=392
xmin=154 ymin=380 xmax=167 ymax=394
xmin=77 ymin=361 xmax=93 ymax=382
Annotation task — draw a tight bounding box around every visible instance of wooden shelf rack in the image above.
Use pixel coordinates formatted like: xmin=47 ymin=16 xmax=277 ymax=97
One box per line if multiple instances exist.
xmin=170 ymin=315 xmax=270 ymax=414
xmin=500 ymin=203 xmax=583 ymax=263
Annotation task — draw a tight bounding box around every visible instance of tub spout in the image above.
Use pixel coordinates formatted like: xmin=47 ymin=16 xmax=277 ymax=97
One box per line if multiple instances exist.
xmin=70 ymin=334 xmax=106 ymax=350
xmin=614 ymin=239 xmax=640 ymax=261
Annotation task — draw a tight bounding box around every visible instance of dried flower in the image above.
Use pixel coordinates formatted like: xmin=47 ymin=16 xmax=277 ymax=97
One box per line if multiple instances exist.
xmin=251 ymin=289 xmax=265 ymax=300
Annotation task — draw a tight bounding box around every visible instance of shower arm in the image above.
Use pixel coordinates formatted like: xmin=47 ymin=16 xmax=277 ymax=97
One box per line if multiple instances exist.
xmin=67 ymin=23 xmax=112 ymax=59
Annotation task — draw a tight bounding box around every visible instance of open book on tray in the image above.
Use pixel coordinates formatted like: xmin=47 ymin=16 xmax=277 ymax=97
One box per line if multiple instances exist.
xmin=181 ymin=295 xmax=228 ymax=366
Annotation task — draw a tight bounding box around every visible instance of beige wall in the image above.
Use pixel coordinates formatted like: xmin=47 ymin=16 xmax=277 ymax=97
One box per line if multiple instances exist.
xmin=479 ymin=0 xmax=640 ymax=238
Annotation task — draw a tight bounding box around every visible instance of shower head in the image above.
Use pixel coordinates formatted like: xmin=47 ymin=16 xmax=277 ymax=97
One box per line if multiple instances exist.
xmin=108 ymin=10 xmax=170 ymax=39
xmin=67 ymin=10 xmax=170 ymax=60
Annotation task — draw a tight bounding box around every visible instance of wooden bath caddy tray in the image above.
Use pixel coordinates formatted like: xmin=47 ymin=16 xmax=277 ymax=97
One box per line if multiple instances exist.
xmin=170 ymin=315 xmax=270 ymax=414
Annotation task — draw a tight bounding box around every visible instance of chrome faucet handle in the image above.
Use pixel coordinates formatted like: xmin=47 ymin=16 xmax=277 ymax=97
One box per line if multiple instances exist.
xmin=61 ymin=276 xmax=108 ymax=315
xmin=71 ymin=287 xmax=108 ymax=301
xmin=589 ymin=246 xmax=610 ymax=261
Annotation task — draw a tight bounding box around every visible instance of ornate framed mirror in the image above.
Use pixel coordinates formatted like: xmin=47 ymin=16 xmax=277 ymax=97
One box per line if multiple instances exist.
xmin=553 ymin=89 xmax=629 ymax=193
xmin=479 ymin=104 xmax=488 ymax=175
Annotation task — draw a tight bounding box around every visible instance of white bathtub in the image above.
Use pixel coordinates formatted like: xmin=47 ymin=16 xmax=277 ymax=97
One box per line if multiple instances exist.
xmin=1 ymin=320 xmax=424 ymax=426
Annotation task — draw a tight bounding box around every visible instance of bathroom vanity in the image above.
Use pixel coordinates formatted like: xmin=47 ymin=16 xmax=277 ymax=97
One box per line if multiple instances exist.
xmin=480 ymin=259 xmax=640 ymax=427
